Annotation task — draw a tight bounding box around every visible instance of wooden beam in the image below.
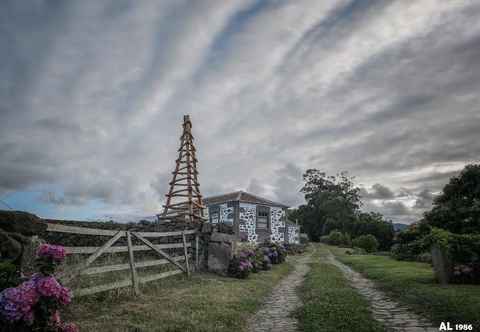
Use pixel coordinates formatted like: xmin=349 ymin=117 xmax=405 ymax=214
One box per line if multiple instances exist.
xmin=65 ymin=242 xmax=191 ymax=254
xmin=47 ymin=223 xmax=120 ymax=236
xmin=138 ymin=269 xmax=183 ymax=284
xmin=195 ymin=234 xmax=199 ymax=269
xmin=81 ymin=255 xmax=190 ymax=275
xmin=126 ymin=231 xmax=140 ymax=295
xmin=75 ymin=278 xmax=132 ymax=297
xmin=182 ymin=231 xmax=190 ymax=277
xmin=85 ymin=231 xmax=124 ymax=267
xmin=131 ymin=232 xmax=186 ymax=273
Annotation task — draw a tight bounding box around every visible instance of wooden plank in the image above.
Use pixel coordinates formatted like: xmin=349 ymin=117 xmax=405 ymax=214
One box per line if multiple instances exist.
xmin=65 ymin=242 xmax=191 ymax=254
xmin=127 ymin=231 xmax=140 ymax=295
xmin=47 ymin=223 xmax=120 ymax=236
xmin=81 ymin=255 xmax=190 ymax=275
xmin=75 ymin=278 xmax=132 ymax=297
xmin=195 ymin=234 xmax=199 ymax=269
xmin=182 ymin=231 xmax=190 ymax=277
xmin=139 ymin=269 xmax=183 ymax=284
xmin=132 ymin=232 xmax=186 ymax=273
xmin=85 ymin=231 xmax=125 ymax=267
xmin=136 ymin=229 xmax=196 ymax=237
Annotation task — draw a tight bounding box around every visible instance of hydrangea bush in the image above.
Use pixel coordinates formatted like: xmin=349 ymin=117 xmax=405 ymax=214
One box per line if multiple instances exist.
xmin=0 ymin=244 xmax=78 ymax=332
xmin=227 ymin=242 xmax=287 ymax=279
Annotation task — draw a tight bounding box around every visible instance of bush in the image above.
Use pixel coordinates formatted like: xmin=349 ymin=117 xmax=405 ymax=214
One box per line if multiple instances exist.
xmin=345 ymin=247 xmax=367 ymax=255
xmin=327 ymin=231 xmax=344 ymax=245
xmin=416 ymin=252 xmax=432 ymax=264
xmin=0 ymin=262 xmax=19 ymax=292
xmin=284 ymin=243 xmax=307 ymax=255
xmin=422 ymin=227 xmax=480 ymax=284
xmin=320 ymin=231 xmax=351 ymax=247
xmin=352 ymin=234 xmax=379 ymax=253
xmin=319 ymin=235 xmax=330 ymax=244
xmin=390 ymin=222 xmax=431 ymax=261
xmin=259 ymin=243 xmax=286 ymax=265
xmin=227 ymin=256 xmax=252 ymax=279
xmin=390 ymin=242 xmax=425 ymax=261
xmin=0 ymin=244 xmax=77 ymax=332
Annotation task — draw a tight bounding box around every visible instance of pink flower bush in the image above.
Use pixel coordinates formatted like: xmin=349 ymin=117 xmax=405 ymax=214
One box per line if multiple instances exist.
xmin=37 ymin=244 xmax=67 ymax=262
xmin=0 ymin=279 xmax=38 ymax=322
xmin=0 ymin=244 xmax=76 ymax=331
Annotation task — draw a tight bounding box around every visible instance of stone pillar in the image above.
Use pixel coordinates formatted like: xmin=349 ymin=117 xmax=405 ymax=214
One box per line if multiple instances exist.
xmin=207 ymin=231 xmax=236 ymax=275
xmin=431 ymin=245 xmax=452 ymax=285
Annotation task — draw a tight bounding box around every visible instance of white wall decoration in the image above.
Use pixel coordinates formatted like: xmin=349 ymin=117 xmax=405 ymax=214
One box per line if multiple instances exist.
xmin=287 ymin=224 xmax=300 ymax=244
xmin=220 ymin=204 xmax=234 ymax=225
xmin=239 ymin=203 xmax=257 ymax=243
xmin=270 ymin=207 xmax=285 ymax=243
xmin=203 ymin=207 xmax=209 ymax=222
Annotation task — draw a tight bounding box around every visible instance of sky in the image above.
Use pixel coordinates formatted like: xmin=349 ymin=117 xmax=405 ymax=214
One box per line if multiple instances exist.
xmin=1 ymin=0 xmax=479 ymax=224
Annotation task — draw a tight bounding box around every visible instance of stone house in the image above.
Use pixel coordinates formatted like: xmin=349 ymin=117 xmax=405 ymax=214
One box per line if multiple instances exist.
xmin=202 ymin=191 xmax=300 ymax=244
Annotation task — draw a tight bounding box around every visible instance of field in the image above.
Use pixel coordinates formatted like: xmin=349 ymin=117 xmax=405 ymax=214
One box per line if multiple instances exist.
xmin=64 ymin=260 xmax=292 ymax=331
xmin=329 ymin=245 xmax=480 ymax=328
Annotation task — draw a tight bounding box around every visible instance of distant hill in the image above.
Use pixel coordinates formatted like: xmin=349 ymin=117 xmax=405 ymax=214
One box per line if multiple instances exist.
xmin=393 ymin=223 xmax=409 ymax=232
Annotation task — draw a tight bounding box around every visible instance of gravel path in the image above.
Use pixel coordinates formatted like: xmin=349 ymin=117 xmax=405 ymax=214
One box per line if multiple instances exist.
xmin=247 ymin=253 xmax=312 ymax=332
xmin=326 ymin=251 xmax=437 ymax=332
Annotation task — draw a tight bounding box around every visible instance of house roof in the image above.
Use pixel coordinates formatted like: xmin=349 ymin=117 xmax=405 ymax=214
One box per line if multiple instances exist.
xmin=202 ymin=190 xmax=289 ymax=208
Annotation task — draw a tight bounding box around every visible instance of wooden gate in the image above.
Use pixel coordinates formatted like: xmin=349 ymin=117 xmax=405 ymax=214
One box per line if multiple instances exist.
xmin=46 ymin=223 xmax=199 ymax=296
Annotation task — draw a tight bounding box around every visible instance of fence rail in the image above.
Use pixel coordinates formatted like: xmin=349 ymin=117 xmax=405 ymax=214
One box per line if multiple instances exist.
xmin=46 ymin=223 xmax=198 ymax=297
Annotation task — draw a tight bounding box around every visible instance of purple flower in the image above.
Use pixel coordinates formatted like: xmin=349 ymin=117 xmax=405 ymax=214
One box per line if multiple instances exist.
xmin=36 ymin=276 xmax=65 ymax=298
xmin=37 ymin=244 xmax=67 ymax=262
xmin=58 ymin=287 xmax=72 ymax=306
xmin=0 ymin=279 xmax=39 ymax=323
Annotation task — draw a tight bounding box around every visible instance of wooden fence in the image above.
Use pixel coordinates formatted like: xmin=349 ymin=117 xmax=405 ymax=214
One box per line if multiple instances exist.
xmin=46 ymin=223 xmax=199 ymax=297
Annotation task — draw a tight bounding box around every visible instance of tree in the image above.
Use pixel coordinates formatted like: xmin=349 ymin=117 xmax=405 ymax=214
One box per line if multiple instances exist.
xmin=292 ymin=169 xmax=394 ymax=247
xmin=424 ymin=164 xmax=480 ymax=234
xmin=298 ymin=169 xmax=361 ymax=241
xmin=353 ymin=212 xmax=394 ymax=250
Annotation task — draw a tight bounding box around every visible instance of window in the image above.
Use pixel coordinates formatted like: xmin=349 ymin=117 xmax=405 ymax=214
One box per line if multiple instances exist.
xmin=256 ymin=206 xmax=269 ymax=230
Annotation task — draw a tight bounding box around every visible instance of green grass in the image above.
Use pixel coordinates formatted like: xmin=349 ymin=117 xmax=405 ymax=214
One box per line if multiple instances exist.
xmin=64 ymin=261 xmax=293 ymax=332
xmin=329 ymin=245 xmax=480 ymax=329
xmin=296 ymin=245 xmax=386 ymax=332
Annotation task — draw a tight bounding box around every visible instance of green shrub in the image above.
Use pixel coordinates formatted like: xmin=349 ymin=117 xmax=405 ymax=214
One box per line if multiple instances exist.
xmin=0 ymin=262 xmax=18 ymax=292
xmin=352 ymin=234 xmax=379 ymax=253
xmin=284 ymin=243 xmax=307 ymax=255
xmin=327 ymin=230 xmax=344 ymax=245
xmin=416 ymin=252 xmax=433 ymax=264
xmin=342 ymin=233 xmax=352 ymax=247
xmin=345 ymin=247 xmax=367 ymax=255
xmin=319 ymin=235 xmax=330 ymax=244
xmin=390 ymin=241 xmax=425 ymax=261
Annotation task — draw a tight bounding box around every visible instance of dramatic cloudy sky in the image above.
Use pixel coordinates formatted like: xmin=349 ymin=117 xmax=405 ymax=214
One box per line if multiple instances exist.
xmin=1 ymin=1 xmax=479 ymax=223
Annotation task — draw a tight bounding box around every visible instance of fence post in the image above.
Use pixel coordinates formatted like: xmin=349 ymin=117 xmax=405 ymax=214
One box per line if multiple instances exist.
xmin=195 ymin=233 xmax=199 ymax=270
xmin=127 ymin=231 xmax=140 ymax=295
xmin=182 ymin=230 xmax=190 ymax=277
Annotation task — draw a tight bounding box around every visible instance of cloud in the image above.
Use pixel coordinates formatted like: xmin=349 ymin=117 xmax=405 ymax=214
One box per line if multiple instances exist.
xmin=414 ymin=189 xmax=434 ymax=210
xmin=361 ymin=183 xmax=395 ymax=199
xmin=1 ymin=0 xmax=479 ymax=222
xmin=382 ymin=201 xmax=411 ymax=216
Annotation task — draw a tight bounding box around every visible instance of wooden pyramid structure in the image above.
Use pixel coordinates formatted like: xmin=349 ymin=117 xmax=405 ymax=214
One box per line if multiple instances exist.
xmin=157 ymin=115 xmax=206 ymax=225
